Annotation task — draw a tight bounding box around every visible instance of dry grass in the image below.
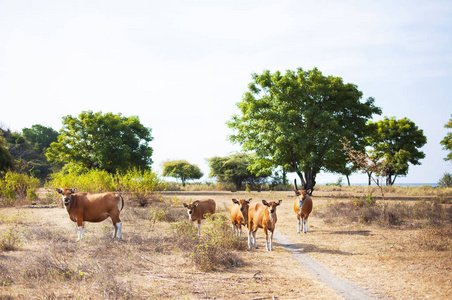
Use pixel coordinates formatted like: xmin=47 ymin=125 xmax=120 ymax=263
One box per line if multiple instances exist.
xmin=0 ymin=189 xmax=451 ymax=299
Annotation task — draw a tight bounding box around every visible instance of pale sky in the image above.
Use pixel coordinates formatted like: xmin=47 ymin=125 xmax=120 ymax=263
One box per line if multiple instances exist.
xmin=1 ymin=0 xmax=451 ymax=184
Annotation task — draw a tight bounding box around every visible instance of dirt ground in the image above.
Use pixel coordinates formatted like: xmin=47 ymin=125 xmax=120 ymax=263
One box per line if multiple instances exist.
xmin=0 ymin=189 xmax=451 ymax=299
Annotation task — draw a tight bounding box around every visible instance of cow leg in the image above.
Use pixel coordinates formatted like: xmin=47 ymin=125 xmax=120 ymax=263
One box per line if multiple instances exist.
xmin=303 ymin=218 xmax=308 ymax=234
xmin=270 ymin=230 xmax=274 ymax=251
xmin=252 ymin=230 xmax=258 ymax=249
xmin=265 ymin=229 xmax=270 ymax=251
xmin=76 ymin=219 xmax=84 ymax=241
xmin=197 ymin=221 xmax=201 ymax=236
xmin=114 ymin=222 xmax=122 ymax=240
xmin=297 ymin=215 xmax=302 ymax=233
xmin=238 ymin=224 xmax=242 ymax=238
xmin=247 ymin=229 xmax=252 ymax=249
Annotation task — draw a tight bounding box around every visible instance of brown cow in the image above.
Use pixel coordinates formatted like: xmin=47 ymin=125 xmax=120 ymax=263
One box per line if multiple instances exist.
xmin=293 ymin=179 xmax=313 ymax=234
xmin=56 ymin=188 xmax=124 ymax=241
xmin=229 ymin=198 xmax=252 ymax=237
xmin=183 ymin=199 xmax=216 ymax=235
xmin=247 ymin=199 xmax=282 ymax=251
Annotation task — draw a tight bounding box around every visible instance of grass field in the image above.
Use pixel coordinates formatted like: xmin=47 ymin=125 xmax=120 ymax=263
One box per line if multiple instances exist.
xmin=0 ymin=187 xmax=451 ymax=299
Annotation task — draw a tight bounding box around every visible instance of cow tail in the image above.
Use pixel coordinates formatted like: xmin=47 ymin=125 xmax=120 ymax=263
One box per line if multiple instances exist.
xmin=118 ymin=195 xmax=124 ymax=211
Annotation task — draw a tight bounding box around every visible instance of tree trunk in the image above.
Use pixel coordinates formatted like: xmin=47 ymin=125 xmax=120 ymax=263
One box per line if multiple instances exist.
xmin=346 ymin=174 xmax=351 ymax=186
xmin=303 ymin=170 xmax=317 ymax=195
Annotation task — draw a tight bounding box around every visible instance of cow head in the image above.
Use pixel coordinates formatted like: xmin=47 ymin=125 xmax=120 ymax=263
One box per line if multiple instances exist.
xmin=232 ymin=198 xmax=252 ymax=212
xmin=293 ymin=179 xmax=310 ymax=200
xmin=183 ymin=201 xmax=199 ymax=221
xmin=262 ymin=199 xmax=282 ymax=213
xmin=56 ymin=188 xmax=77 ymax=206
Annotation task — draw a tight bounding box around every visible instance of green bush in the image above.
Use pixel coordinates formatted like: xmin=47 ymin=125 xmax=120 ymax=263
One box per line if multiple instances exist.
xmin=0 ymin=226 xmax=23 ymax=251
xmin=0 ymin=171 xmax=40 ymax=206
xmin=438 ymin=173 xmax=452 ymax=187
xmin=116 ymin=167 xmax=166 ymax=206
xmin=172 ymin=214 xmax=246 ymax=271
xmin=46 ymin=168 xmax=116 ymax=193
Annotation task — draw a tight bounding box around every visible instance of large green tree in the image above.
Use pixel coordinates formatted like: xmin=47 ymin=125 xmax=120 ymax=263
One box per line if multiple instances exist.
xmin=207 ymin=153 xmax=270 ymax=190
xmin=0 ymin=132 xmax=15 ymax=173
xmin=162 ymin=160 xmax=203 ymax=186
xmin=366 ymin=117 xmax=427 ymax=185
xmin=46 ymin=111 xmax=153 ymax=173
xmin=23 ymin=124 xmax=59 ymax=152
xmin=440 ymin=115 xmax=452 ymax=162
xmin=227 ymin=68 xmax=381 ymax=193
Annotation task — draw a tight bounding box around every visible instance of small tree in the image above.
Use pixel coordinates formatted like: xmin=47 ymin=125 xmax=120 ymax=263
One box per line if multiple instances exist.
xmin=341 ymin=137 xmax=389 ymax=220
xmin=207 ymin=153 xmax=270 ymax=190
xmin=438 ymin=173 xmax=452 ymax=187
xmin=366 ymin=117 xmax=427 ymax=185
xmin=161 ymin=160 xmax=203 ymax=186
xmin=440 ymin=115 xmax=452 ymax=162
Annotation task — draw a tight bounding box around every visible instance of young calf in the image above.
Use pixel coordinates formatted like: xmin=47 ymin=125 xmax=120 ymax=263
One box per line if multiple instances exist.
xmin=247 ymin=199 xmax=282 ymax=251
xmin=293 ymin=180 xmax=313 ymax=234
xmin=229 ymin=198 xmax=252 ymax=237
xmin=183 ymin=199 xmax=216 ymax=235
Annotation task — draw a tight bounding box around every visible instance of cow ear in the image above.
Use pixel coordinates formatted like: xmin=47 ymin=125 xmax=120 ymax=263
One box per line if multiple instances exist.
xmin=247 ymin=198 xmax=252 ymax=204
xmin=70 ymin=188 xmax=77 ymax=194
xmin=232 ymin=198 xmax=239 ymax=204
xmin=277 ymin=200 xmax=282 ymax=206
xmin=56 ymin=188 xmax=62 ymax=194
xmin=307 ymin=189 xmax=312 ymax=195
xmin=183 ymin=203 xmax=188 ymax=208
xmin=262 ymin=200 xmax=269 ymax=206
xmin=193 ymin=203 xmax=198 ymax=208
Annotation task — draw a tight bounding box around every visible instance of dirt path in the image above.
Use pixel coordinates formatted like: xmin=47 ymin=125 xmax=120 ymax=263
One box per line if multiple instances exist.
xmin=273 ymin=230 xmax=379 ymax=300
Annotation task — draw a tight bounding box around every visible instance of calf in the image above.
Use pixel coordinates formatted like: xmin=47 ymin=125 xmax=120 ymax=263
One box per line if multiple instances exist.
xmin=183 ymin=199 xmax=216 ymax=235
xmin=247 ymin=199 xmax=282 ymax=251
xmin=56 ymin=188 xmax=124 ymax=241
xmin=293 ymin=179 xmax=313 ymax=234
xmin=229 ymin=198 xmax=252 ymax=237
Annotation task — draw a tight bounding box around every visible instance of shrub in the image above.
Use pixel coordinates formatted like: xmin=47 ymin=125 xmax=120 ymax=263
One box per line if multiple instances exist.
xmin=116 ymin=167 xmax=167 ymax=206
xmin=46 ymin=168 xmax=116 ymax=193
xmin=0 ymin=226 xmax=23 ymax=251
xmin=438 ymin=173 xmax=452 ymax=187
xmin=0 ymin=171 xmax=40 ymax=206
xmin=172 ymin=214 xmax=246 ymax=271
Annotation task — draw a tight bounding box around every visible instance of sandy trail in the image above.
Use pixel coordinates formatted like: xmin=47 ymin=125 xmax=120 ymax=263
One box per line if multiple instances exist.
xmin=273 ymin=230 xmax=379 ymax=300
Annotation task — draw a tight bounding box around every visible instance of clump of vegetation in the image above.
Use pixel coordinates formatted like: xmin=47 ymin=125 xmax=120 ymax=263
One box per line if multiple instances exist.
xmin=172 ymin=214 xmax=246 ymax=271
xmin=0 ymin=226 xmax=23 ymax=251
xmin=0 ymin=171 xmax=40 ymax=206
xmin=438 ymin=172 xmax=452 ymax=187
xmin=46 ymin=167 xmax=166 ymax=206
xmin=319 ymin=198 xmax=451 ymax=227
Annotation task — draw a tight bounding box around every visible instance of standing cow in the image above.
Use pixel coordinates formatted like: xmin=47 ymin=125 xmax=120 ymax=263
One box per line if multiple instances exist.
xmin=57 ymin=188 xmax=124 ymax=241
xmin=248 ymin=199 xmax=282 ymax=251
xmin=183 ymin=199 xmax=216 ymax=235
xmin=229 ymin=198 xmax=252 ymax=237
xmin=293 ymin=179 xmax=313 ymax=234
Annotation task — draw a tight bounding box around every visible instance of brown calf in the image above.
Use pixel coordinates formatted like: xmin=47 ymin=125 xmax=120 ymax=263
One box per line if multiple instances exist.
xmin=248 ymin=199 xmax=282 ymax=251
xmin=183 ymin=199 xmax=216 ymax=235
xmin=229 ymin=198 xmax=252 ymax=237
xmin=56 ymin=188 xmax=124 ymax=241
xmin=293 ymin=179 xmax=313 ymax=234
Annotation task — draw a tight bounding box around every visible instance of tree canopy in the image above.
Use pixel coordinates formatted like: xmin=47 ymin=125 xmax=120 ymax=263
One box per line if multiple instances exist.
xmin=46 ymin=111 xmax=153 ymax=173
xmin=23 ymin=124 xmax=59 ymax=152
xmin=207 ymin=153 xmax=270 ymax=190
xmin=161 ymin=160 xmax=203 ymax=186
xmin=366 ymin=117 xmax=427 ymax=185
xmin=0 ymin=132 xmax=15 ymax=173
xmin=440 ymin=115 xmax=452 ymax=162
xmin=227 ymin=67 xmax=381 ymax=193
